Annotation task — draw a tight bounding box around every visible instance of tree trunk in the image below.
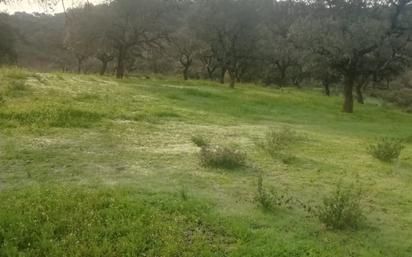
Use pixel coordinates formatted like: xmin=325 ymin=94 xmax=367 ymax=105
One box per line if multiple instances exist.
xmin=207 ymin=67 xmax=214 ymax=80
xmin=343 ymin=76 xmax=354 ymax=113
xmin=100 ymin=61 xmax=108 ymax=76
xmin=229 ymin=77 xmax=235 ymax=88
xmin=323 ymin=81 xmax=330 ymax=96
xmin=277 ymin=63 xmax=287 ymax=87
xmin=228 ymin=70 xmax=236 ymax=89
xmin=183 ymin=66 xmax=189 ymax=81
xmin=220 ymin=67 xmax=226 ymax=84
xmin=356 ymin=84 xmax=364 ymax=104
xmin=77 ymin=58 xmax=83 ymax=74
xmin=116 ymin=49 xmax=126 ymax=79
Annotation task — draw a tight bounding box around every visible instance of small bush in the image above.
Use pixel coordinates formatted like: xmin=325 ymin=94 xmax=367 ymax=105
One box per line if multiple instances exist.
xmin=255 ymin=173 xmax=297 ymax=212
xmin=256 ymin=174 xmax=277 ymax=211
xmin=371 ymin=88 xmax=412 ymax=109
xmin=200 ymin=144 xmax=246 ymax=169
xmin=317 ymin=183 xmax=364 ymax=230
xmin=406 ymin=104 xmax=412 ymax=113
xmin=1 ymin=80 xmax=29 ymax=98
xmin=368 ymin=138 xmax=405 ymax=162
xmin=8 ymin=80 xmax=26 ymax=91
xmin=2 ymin=68 xmax=31 ymax=80
xmin=191 ymin=134 xmax=210 ymax=147
xmin=257 ymin=127 xmax=301 ymax=158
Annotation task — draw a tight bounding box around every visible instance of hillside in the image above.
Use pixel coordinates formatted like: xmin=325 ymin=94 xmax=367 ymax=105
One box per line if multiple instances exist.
xmin=0 ymin=68 xmax=411 ymax=257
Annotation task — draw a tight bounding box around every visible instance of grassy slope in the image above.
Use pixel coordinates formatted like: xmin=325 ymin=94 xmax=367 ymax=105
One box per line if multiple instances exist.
xmin=0 ymin=68 xmax=411 ymax=257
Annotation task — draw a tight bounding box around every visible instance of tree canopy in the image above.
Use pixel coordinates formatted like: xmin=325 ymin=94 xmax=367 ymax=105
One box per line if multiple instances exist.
xmin=1 ymin=0 xmax=412 ymax=112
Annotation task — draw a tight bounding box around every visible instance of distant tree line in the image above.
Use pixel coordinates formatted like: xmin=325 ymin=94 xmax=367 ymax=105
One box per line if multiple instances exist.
xmin=0 ymin=0 xmax=412 ymax=112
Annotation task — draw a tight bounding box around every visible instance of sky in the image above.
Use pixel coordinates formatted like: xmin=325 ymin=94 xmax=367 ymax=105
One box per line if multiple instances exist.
xmin=0 ymin=0 xmax=106 ymax=14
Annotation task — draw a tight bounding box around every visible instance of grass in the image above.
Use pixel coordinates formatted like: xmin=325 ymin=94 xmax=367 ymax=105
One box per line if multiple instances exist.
xmin=0 ymin=67 xmax=412 ymax=256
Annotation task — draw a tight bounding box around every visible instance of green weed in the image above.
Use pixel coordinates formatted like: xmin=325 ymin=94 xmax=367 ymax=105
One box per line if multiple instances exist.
xmin=317 ymin=183 xmax=365 ymax=230
xmin=368 ymin=138 xmax=405 ymax=162
xmin=257 ymin=127 xmax=302 ymax=159
xmin=200 ymin=144 xmax=246 ymax=169
xmin=191 ymin=134 xmax=210 ymax=148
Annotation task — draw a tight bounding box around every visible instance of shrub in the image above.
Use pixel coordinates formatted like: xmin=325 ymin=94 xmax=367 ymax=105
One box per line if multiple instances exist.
xmin=255 ymin=173 xmax=294 ymax=212
xmin=368 ymin=138 xmax=405 ymax=162
xmin=256 ymin=174 xmax=278 ymax=211
xmin=1 ymin=80 xmax=29 ymax=98
xmin=256 ymin=173 xmax=273 ymax=211
xmin=257 ymin=127 xmax=301 ymax=158
xmin=200 ymin=144 xmax=246 ymax=169
xmin=371 ymin=88 xmax=412 ymax=109
xmin=406 ymin=104 xmax=412 ymax=113
xmin=317 ymin=183 xmax=364 ymax=230
xmin=8 ymin=80 xmax=26 ymax=91
xmin=191 ymin=134 xmax=210 ymax=147
xmin=2 ymin=68 xmax=31 ymax=80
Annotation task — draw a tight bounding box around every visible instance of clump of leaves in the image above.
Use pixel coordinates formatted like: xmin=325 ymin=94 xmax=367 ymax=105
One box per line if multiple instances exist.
xmin=200 ymin=144 xmax=246 ymax=169
xmin=257 ymin=127 xmax=302 ymax=159
xmin=368 ymin=138 xmax=405 ymax=162
xmin=191 ymin=134 xmax=210 ymax=148
xmin=317 ymin=183 xmax=364 ymax=230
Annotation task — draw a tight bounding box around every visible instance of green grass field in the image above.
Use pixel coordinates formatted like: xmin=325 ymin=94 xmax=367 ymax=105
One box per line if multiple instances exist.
xmin=0 ymin=67 xmax=411 ymax=257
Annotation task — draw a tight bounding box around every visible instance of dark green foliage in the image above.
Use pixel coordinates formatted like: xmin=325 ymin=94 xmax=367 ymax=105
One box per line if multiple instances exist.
xmin=317 ymin=183 xmax=364 ymax=230
xmin=257 ymin=127 xmax=301 ymax=159
xmin=191 ymin=134 xmax=210 ymax=148
xmin=371 ymin=89 xmax=412 ymax=110
xmin=368 ymin=138 xmax=405 ymax=162
xmin=0 ymin=15 xmax=17 ymax=65
xmin=0 ymin=186 xmax=231 ymax=257
xmin=200 ymin=144 xmax=246 ymax=169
